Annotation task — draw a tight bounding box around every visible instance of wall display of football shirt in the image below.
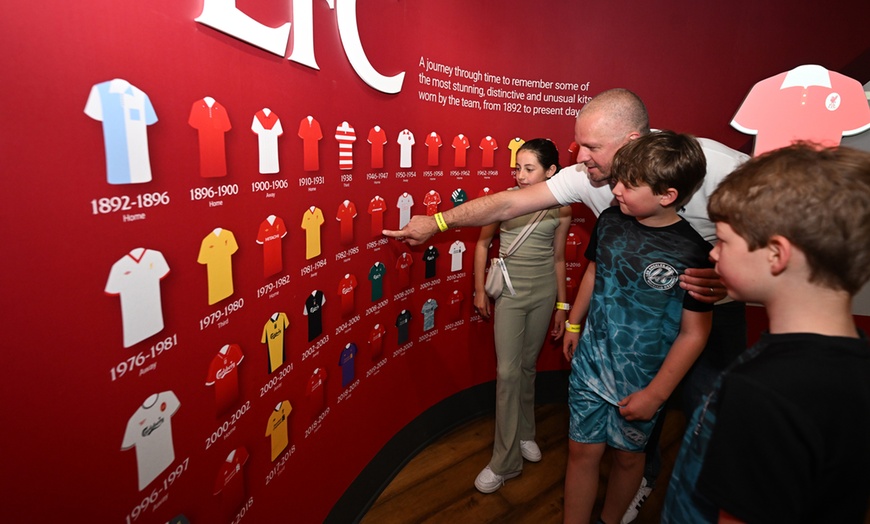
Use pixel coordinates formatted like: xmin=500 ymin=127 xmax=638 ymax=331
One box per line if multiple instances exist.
xmin=395 ymin=309 xmax=412 ymax=344
xmin=367 ymin=196 xmax=387 ymax=237
xmin=421 ymin=299 xmax=438 ymax=331
xmin=198 ymin=228 xmax=239 ymax=305
xmin=257 ymin=215 xmax=287 ymax=277
xmin=335 ymin=121 xmax=356 ymax=170
xmin=449 ymin=290 xmax=464 ymax=321
xmin=422 ymin=190 xmax=441 ymax=216
xmin=251 ymin=108 xmax=283 ymax=174
xmin=479 ymin=135 xmax=498 ymax=168
xmin=105 ymin=247 xmax=170 ymax=348
xmin=478 ymin=187 xmax=492 ymax=198
xmin=121 ymin=391 xmax=180 ymax=491
xmin=301 ymin=206 xmax=324 ymax=260
xmin=84 ymin=78 xmax=157 ymax=184
xmin=448 ymin=240 xmax=466 ymax=271
xmin=368 ymin=323 xmax=385 ymax=360
xmin=425 ymin=132 xmax=442 ymax=166
xmin=450 ymin=188 xmax=467 ymax=207
xmin=731 ymin=64 xmax=870 ymax=155
xmin=305 ymin=367 xmax=328 ymax=421
xmin=298 ymin=116 xmax=322 ymax=171
xmin=507 ymin=137 xmax=525 ymax=167
xmin=566 ymin=230 xmax=582 ymax=261
xmin=261 ymin=312 xmax=289 ymax=373
xmin=423 ymin=246 xmax=439 ymax=278
xmin=339 ymin=343 xmax=358 ymax=387
xmin=452 ymin=134 xmax=470 ymax=167
xmin=397 ymin=129 xmax=415 ymax=168
xmin=265 ymin=401 xmax=292 ymax=461
xmin=336 ymin=200 xmax=358 ymax=245
xmin=189 ymin=97 xmax=232 ymax=178
xmin=337 ymin=273 xmax=357 ymax=317
xmin=206 ymin=343 xmax=244 ymax=414
xmin=213 ymin=446 xmax=249 ymax=517
xmin=304 ymin=291 xmax=326 ymax=341
xmin=368 ymin=262 xmax=386 ymax=301
xmin=567 ymin=141 xmax=579 ymax=165
xmin=396 ymin=192 xmax=414 ymax=229
xmin=395 ymin=252 xmax=413 ymax=290
xmin=367 ymin=125 xmax=387 ymax=169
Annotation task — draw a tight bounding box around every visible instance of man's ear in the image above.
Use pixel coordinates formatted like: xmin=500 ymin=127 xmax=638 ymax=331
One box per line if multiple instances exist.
xmin=767 ymin=235 xmax=792 ymax=276
xmin=659 ymin=187 xmax=678 ymax=207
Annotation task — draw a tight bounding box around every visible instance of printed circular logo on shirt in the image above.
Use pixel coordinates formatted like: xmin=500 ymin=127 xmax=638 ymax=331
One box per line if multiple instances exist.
xmin=643 ymin=262 xmax=679 ymax=291
xmin=825 ymin=92 xmax=841 ymax=111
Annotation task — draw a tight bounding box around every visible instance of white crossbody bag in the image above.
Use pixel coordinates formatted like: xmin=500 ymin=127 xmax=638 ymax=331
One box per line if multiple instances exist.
xmin=483 ymin=209 xmax=548 ymax=299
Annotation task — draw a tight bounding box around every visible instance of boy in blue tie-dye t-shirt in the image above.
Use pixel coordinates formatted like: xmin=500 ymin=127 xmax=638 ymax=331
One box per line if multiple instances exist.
xmin=562 ymin=131 xmax=714 ymax=524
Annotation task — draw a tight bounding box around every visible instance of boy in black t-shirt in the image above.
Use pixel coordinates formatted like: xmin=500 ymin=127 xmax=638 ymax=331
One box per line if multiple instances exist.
xmin=663 ymin=143 xmax=870 ymax=523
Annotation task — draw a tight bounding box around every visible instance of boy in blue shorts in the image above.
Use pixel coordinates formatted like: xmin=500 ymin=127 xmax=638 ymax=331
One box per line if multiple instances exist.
xmin=662 ymin=143 xmax=870 ymax=523
xmin=562 ymin=130 xmax=714 ymax=524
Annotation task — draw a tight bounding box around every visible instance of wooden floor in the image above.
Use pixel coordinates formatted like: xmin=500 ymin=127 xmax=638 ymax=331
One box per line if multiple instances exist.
xmin=361 ymin=403 xmax=688 ymax=524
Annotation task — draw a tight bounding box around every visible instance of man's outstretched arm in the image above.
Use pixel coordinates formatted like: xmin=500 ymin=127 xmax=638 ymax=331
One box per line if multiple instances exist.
xmin=383 ymin=182 xmax=559 ymax=245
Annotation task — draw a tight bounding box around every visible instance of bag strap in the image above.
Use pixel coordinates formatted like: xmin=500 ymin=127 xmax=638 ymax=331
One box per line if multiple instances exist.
xmin=501 ymin=209 xmax=548 ymax=258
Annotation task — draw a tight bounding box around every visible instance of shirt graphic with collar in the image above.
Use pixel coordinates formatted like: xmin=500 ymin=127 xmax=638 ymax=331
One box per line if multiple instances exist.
xmin=397 ymin=193 xmax=414 ymax=228
xmin=306 ymin=367 xmax=328 ymax=420
xmin=338 ymin=274 xmax=358 ymax=317
xmin=197 ymin=229 xmax=239 ymax=305
xmin=425 ymin=132 xmax=442 ymax=166
xmin=105 ymin=247 xmax=170 ymax=348
xmin=339 ymin=343 xmax=358 ymax=387
xmin=449 ymin=290 xmax=464 ymax=321
xmin=452 ymin=134 xmax=470 ymax=167
xmin=84 ymin=78 xmax=157 ymax=184
xmin=732 ymin=65 xmax=870 ymax=156
xmin=422 ymin=299 xmax=438 ymax=331
xmin=251 ymin=109 xmax=283 ymax=174
xmin=336 ymin=200 xmax=358 ymax=245
xmin=122 ymin=391 xmax=180 ymax=491
xmin=257 ymin=215 xmax=287 ymax=277
xmin=206 ymin=343 xmax=244 ymax=414
xmin=189 ymin=97 xmax=232 ymax=178
xmin=301 ymin=207 xmax=325 ymax=260
xmin=261 ymin=312 xmax=289 ymax=373
xmin=369 ymin=262 xmax=386 ymax=301
xmin=507 ymin=137 xmax=525 ymax=167
xmin=423 ymin=190 xmax=441 ymax=215
xmin=423 ymin=246 xmax=439 ymax=278
xmin=368 ymin=126 xmax=387 ymax=168
xmin=448 ymin=240 xmax=466 ymax=271
xmin=265 ymin=401 xmax=292 ymax=461
xmin=214 ymin=447 xmax=249 ymax=517
xmin=368 ymin=323 xmax=386 ymax=360
xmin=298 ymin=116 xmax=322 ymax=171
xmin=397 ymin=129 xmax=415 ymax=168
xmin=395 ymin=310 xmax=412 ymax=344
xmin=450 ymin=188 xmax=468 ymax=207
xmin=335 ymin=121 xmax=356 ymax=170
xmin=395 ymin=252 xmax=413 ymax=289
xmin=368 ymin=196 xmax=387 ymax=236
xmin=304 ymin=291 xmax=326 ymax=341
xmin=479 ymin=135 xmax=498 ymax=167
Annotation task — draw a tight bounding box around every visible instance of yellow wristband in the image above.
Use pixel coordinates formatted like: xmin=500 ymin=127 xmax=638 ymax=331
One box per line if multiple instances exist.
xmin=433 ymin=212 xmax=448 ymax=232
xmin=565 ymin=321 xmax=581 ymax=333
xmin=555 ymin=302 xmax=571 ymax=311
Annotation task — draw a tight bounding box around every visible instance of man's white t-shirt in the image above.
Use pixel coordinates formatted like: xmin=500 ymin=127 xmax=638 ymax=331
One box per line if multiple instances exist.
xmin=546 ymin=137 xmax=749 ymax=243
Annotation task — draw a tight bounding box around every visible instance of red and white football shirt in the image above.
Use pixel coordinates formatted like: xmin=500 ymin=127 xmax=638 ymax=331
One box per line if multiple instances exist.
xmin=453 ymin=134 xmax=470 ymax=167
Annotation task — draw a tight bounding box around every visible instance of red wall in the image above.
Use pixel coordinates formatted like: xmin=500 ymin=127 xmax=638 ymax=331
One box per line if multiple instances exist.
xmin=1 ymin=1 xmax=867 ymax=522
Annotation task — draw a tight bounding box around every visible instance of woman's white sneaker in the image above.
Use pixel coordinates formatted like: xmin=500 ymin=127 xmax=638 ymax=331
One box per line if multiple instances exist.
xmin=520 ymin=440 xmax=542 ymax=462
xmin=474 ymin=466 xmax=520 ymax=493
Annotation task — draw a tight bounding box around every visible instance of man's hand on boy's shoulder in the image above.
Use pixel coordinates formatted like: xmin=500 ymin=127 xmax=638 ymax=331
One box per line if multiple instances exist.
xmin=680 ymin=267 xmax=727 ymax=303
